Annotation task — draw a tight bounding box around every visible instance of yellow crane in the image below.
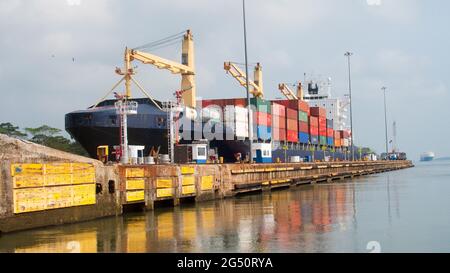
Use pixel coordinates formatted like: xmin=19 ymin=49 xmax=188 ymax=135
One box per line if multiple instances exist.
xmin=94 ymin=30 xmax=197 ymax=109
xmin=224 ymin=62 xmax=264 ymax=98
xmin=278 ymin=82 xmax=304 ymax=101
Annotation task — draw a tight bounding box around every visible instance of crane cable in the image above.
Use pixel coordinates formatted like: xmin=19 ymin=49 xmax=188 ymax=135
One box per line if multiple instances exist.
xmin=133 ymin=31 xmax=186 ymax=51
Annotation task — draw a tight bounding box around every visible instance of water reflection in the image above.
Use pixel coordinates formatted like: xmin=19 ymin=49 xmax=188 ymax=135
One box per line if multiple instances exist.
xmin=0 ymin=182 xmax=360 ymax=253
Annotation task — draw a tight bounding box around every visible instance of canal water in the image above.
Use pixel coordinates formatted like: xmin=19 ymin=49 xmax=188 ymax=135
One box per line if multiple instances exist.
xmin=1 ymin=161 xmax=449 ymax=253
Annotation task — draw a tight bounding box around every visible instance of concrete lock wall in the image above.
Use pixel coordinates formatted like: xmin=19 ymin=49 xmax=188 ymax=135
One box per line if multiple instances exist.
xmin=0 ymin=135 xmax=122 ymax=233
xmin=0 ymin=134 xmax=413 ymax=233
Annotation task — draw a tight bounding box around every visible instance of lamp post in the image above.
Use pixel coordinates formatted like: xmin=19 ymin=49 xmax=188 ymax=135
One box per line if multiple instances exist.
xmin=344 ymin=51 xmax=355 ymax=161
xmin=382 ymin=86 xmax=389 ymax=158
xmin=242 ymin=0 xmax=253 ymax=163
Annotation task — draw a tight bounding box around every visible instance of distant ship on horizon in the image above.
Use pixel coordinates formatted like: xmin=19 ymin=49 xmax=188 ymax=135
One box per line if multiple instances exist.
xmin=420 ymin=152 xmax=435 ymax=162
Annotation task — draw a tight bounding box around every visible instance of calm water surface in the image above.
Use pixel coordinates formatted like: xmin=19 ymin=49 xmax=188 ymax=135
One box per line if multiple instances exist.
xmin=1 ymin=161 xmax=449 ymax=253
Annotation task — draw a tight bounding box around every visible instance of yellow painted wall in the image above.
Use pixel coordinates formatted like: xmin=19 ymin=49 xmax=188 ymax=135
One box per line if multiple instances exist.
xmin=11 ymin=163 xmax=96 ymax=214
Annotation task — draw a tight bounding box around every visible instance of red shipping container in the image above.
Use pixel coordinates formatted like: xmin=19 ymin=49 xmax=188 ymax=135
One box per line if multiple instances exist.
xmin=298 ymin=100 xmax=310 ymax=114
xmin=234 ymin=98 xmax=247 ymax=107
xmin=309 ymin=126 xmax=319 ymax=136
xmin=286 ymin=108 xmax=298 ymax=120
xmin=277 ymin=100 xmax=298 ymax=110
xmin=309 ymin=116 xmax=318 ymax=127
xmin=273 ymin=128 xmax=287 ymax=141
xmin=286 ymin=119 xmax=298 ymax=132
xmin=327 ymin=128 xmax=334 ymax=137
xmin=299 ymin=121 xmax=309 ymax=133
xmin=343 ymin=130 xmax=351 ymax=138
xmin=272 ymin=116 xmax=286 ymax=129
xmin=287 ymin=130 xmax=299 ymax=143
xmin=271 ymin=103 xmax=286 ymax=117
xmin=318 ymin=117 xmax=327 ymax=127
xmin=334 ymin=131 xmax=341 ymax=139
xmin=255 ymin=112 xmax=272 ymax=127
xmin=319 ymin=127 xmax=327 ymax=136
xmin=310 ymin=107 xmax=326 ymax=117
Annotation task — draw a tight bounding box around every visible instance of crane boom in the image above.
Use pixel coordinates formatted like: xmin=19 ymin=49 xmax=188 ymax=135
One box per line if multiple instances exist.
xmin=278 ymin=82 xmax=304 ymax=101
xmin=224 ymin=62 xmax=264 ymax=98
xmin=118 ymin=30 xmax=197 ymax=108
xmin=278 ymin=83 xmax=298 ymax=100
xmin=129 ymin=50 xmax=194 ymax=74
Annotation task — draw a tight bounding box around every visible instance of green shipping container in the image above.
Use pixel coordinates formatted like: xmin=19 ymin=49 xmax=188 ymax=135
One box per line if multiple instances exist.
xmin=298 ymin=111 xmax=308 ymax=122
xmin=319 ymin=136 xmax=327 ymax=145
xmin=250 ymin=98 xmax=271 ymax=114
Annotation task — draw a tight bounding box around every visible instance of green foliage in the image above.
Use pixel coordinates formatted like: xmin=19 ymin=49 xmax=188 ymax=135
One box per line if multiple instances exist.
xmin=0 ymin=122 xmax=27 ymax=137
xmin=1 ymin=122 xmax=89 ymax=157
xmin=24 ymin=125 xmax=61 ymax=138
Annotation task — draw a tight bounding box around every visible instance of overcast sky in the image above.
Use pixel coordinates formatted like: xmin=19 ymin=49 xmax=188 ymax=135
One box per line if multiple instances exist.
xmin=0 ymin=0 xmax=449 ymax=160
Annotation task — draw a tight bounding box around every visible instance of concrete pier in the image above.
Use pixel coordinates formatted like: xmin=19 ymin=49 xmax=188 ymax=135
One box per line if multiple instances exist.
xmin=0 ymin=134 xmax=413 ymax=233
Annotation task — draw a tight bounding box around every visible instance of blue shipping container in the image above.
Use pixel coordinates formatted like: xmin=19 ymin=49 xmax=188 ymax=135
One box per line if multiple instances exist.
xmin=310 ymin=135 xmax=319 ymax=145
xmin=255 ymin=125 xmax=272 ymax=141
xmin=327 ymin=137 xmax=334 ymax=146
xmin=299 ymin=132 xmax=310 ymax=144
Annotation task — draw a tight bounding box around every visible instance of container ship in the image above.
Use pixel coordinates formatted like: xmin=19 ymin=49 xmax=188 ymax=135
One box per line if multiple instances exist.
xmin=420 ymin=152 xmax=435 ymax=162
xmin=65 ymin=30 xmax=355 ymax=163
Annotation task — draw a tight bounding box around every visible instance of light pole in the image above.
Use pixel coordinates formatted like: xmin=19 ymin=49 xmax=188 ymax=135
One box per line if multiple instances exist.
xmin=382 ymin=86 xmax=389 ymax=158
xmin=242 ymin=0 xmax=253 ymax=163
xmin=345 ymin=51 xmax=355 ymax=161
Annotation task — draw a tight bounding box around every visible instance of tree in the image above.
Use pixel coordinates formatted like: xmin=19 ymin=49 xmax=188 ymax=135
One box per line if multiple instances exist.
xmin=24 ymin=125 xmax=89 ymax=157
xmin=0 ymin=122 xmax=27 ymax=138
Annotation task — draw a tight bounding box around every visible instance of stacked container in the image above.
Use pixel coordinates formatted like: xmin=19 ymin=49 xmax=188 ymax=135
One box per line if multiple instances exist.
xmin=298 ymin=101 xmax=310 ymax=144
xmin=224 ymin=105 xmax=249 ymax=139
xmin=326 ymin=119 xmax=334 ymax=146
xmin=286 ymin=108 xmax=299 ymax=143
xmin=343 ymin=130 xmax=351 ymax=147
xmin=309 ymin=116 xmax=319 ymax=144
xmin=311 ymin=107 xmax=327 ymax=145
xmin=271 ymin=102 xmax=286 ymax=142
xmin=251 ymin=98 xmax=272 ymax=141
xmin=334 ymin=130 xmax=341 ymax=147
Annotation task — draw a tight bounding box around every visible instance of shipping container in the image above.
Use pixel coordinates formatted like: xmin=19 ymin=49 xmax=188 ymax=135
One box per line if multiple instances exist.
xmin=273 ymin=128 xmax=287 ymax=141
xmin=299 ymin=132 xmax=310 ymax=144
xmin=299 ymin=121 xmax=309 ymax=133
xmin=286 ymin=108 xmax=298 ymax=120
xmin=326 ymin=119 xmax=333 ymax=128
xmin=250 ymin=98 xmax=271 ymax=114
xmin=271 ymin=102 xmax=286 ymax=117
xmin=343 ymin=139 xmax=349 ymax=147
xmin=334 ymin=131 xmax=341 ymax=139
xmin=234 ymin=98 xmax=247 ymax=107
xmin=343 ymin=130 xmax=351 ymax=139
xmin=276 ymin=100 xmax=310 ymax=115
xmin=327 ymin=128 xmax=334 ymax=138
xmin=309 ymin=126 xmax=319 ymax=137
xmin=255 ymin=125 xmax=272 ymax=141
xmin=310 ymin=135 xmax=319 ymax=145
xmin=272 ymin=115 xmax=286 ymax=129
xmin=319 ymin=136 xmax=327 ymax=145
xmin=287 ymin=130 xmax=299 ymax=143
xmin=309 ymin=116 xmax=319 ymax=127
xmin=286 ymin=119 xmax=299 ymax=131
xmin=310 ymin=107 xmax=326 ymax=117
xmin=298 ymin=111 xmax=308 ymax=123
xmin=319 ymin=127 xmax=327 ymax=136
xmin=318 ymin=117 xmax=327 ymax=127
xmin=334 ymin=139 xmax=341 ymax=147
xmin=235 ymin=121 xmax=249 ymax=138
xmin=254 ymin=111 xmax=272 ymax=127
xmin=327 ymin=137 xmax=334 ymax=146
xmin=298 ymin=100 xmax=310 ymax=114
